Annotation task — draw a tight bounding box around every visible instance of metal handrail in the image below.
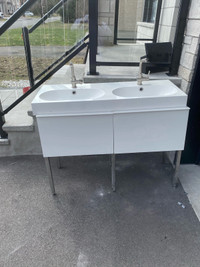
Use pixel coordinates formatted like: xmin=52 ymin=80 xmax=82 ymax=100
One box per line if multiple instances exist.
xmin=0 ymin=0 xmax=37 ymax=36
xmin=29 ymin=0 xmax=68 ymax=33
xmin=22 ymin=27 xmax=35 ymax=87
xmin=35 ymin=34 xmax=89 ymax=80
xmin=1 ymin=41 xmax=89 ymax=116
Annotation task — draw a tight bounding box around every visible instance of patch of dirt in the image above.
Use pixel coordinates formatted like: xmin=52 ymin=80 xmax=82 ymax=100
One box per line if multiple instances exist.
xmin=0 ymin=55 xmax=84 ymax=81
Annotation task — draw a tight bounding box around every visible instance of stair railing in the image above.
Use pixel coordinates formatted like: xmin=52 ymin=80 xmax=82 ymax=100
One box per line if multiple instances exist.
xmin=0 ymin=0 xmax=89 ymax=139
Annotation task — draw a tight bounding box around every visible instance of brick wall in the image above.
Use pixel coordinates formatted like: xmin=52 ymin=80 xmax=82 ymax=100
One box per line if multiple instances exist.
xmin=178 ymin=0 xmax=200 ymax=93
xmin=157 ymin=0 xmax=180 ymax=43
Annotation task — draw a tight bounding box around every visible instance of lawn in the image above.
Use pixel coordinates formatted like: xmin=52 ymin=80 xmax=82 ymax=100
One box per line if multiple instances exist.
xmin=0 ymin=21 xmax=88 ymax=47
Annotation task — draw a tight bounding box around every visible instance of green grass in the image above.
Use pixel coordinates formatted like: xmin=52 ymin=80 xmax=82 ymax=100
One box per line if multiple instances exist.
xmin=0 ymin=21 xmax=88 ymax=47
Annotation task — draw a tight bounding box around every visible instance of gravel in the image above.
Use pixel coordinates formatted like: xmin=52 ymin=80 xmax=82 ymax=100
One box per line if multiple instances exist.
xmin=0 ymin=80 xmax=30 ymax=89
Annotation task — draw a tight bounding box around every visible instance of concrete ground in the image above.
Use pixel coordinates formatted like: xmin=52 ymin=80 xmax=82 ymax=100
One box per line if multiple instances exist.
xmin=179 ymin=164 xmax=200 ymax=221
xmin=84 ymin=45 xmax=181 ymax=85
xmin=0 ymin=153 xmax=200 ymax=267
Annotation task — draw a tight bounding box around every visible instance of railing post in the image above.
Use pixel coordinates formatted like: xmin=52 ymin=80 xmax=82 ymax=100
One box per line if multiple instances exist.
xmin=89 ymin=0 xmax=98 ymax=75
xmin=22 ymin=27 xmax=34 ymax=87
xmin=153 ymin=0 xmax=163 ymax=43
xmin=0 ymin=101 xmax=8 ymax=139
xmin=114 ymin=0 xmax=119 ymax=45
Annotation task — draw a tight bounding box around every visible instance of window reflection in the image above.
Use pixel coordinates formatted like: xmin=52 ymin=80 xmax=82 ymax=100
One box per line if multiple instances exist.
xmin=143 ymin=0 xmax=158 ymax=23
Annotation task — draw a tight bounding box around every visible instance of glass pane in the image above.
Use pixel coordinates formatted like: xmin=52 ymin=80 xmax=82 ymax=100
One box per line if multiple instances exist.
xmin=97 ymin=0 xmax=158 ymax=65
xmin=29 ymin=0 xmax=89 ymax=80
xmin=0 ymin=0 xmax=88 ymax=109
xmin=0 ymin=13 xmax=29 ymax=98
xmin=117 ymin=0 xmax=157 ymax=44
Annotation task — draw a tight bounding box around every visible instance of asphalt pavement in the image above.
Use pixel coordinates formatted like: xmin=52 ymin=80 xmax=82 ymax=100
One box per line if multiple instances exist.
xmin=0 ymin=153 xmax=200 ymax=266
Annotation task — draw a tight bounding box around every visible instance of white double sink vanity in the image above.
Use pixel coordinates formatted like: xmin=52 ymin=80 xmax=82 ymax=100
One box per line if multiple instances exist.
xmin=32 ymin=80 xmax=189 ymax=194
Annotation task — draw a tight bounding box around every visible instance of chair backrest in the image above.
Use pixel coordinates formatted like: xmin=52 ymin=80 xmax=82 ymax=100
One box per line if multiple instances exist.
xmin=145 ymin=42 xmax=172 ymax=64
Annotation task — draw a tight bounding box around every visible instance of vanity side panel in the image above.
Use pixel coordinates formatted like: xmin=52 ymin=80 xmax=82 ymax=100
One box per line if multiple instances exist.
xmin=114 ymin=109 xmax=189 ymax=153
xmin=37 ymin=115 xmax=113 ymax=157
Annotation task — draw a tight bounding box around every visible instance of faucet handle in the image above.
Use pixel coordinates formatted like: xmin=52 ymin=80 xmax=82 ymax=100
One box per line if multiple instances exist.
xmin=142 ymin=70 xmax=150 ymax=79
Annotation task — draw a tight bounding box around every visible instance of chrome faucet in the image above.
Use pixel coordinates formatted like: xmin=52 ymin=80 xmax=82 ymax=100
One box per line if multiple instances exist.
xmin=70 ymin=62 xmax=83 ymax=88
xmin=137 ymin=58 xmax=150 ymax=85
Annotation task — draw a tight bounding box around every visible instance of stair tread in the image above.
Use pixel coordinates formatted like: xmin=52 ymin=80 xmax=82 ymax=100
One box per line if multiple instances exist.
xmin=0 ymin=139 xmax=10 ymax=145
xmin=2 ymin=89 xmax=39 ymax=132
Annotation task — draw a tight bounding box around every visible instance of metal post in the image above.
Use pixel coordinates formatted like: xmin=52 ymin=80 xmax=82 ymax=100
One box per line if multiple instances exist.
xmin=44 ymin=157 xmax=56 ymax=195
xmin=153 ymin=0 xmax=163 ymax=43
xmin=22 ymin=27 xmax=34 ymax=87
xmin=169 ymin=0 xmax=191 ymax=75
xmin=173 ymin=151 xmax=182 ymax=187
xmin=162 ymin=152 xmax=166 ymax=164
xmin=89 ymin=0 xmax=98 ymax=75
xmin=111 ymin=154 xmax=116 ymax=192
xmin=57 ymin=157 xmax=62 ymax=169
xmin=0 ymin=101 xmax=8 ymax=139
xmin=113 ymin=0 xmax=119 ymax=45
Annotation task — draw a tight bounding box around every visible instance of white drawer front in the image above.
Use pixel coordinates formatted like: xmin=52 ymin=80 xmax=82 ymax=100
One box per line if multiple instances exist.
xmin=114 ymin=109 xmax=189 ymax=153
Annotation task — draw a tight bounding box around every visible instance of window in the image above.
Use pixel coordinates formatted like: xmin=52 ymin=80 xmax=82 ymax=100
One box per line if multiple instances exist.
xmin=143 ymin=0 xmax=158 ymax=23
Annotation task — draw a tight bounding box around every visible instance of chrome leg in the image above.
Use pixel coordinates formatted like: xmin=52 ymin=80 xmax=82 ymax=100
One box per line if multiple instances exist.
xmin=111 ymin=154 xmax=116 ymax=192
xmin=44 ymin=157 xmax=56 ymax=195
xmin=162 ymin=152 xmax=166 ymax=164
xmin=173 ymin=151 xmax=182 ymax=188
xmin=57 ymin=157 xmax=62 ymax=169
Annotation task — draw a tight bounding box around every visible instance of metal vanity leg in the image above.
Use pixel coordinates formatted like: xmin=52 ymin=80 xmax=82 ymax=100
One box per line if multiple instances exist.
xmin=44 ymin=157 xmax=56 ymax=195
xmin=173 ymin=151 xmax=182 ymax=188
xmin=111 ymin=154 xmax=116 ymax=192
xmin=162 ymin=152 xmax=166 ymax=164
xmin=57 ymin=157 xmax=62 ymax=169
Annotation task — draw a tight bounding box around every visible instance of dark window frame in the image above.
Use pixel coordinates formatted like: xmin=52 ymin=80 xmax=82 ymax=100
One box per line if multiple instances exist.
xmin=143 ymin=0 xmax=158 ymax=23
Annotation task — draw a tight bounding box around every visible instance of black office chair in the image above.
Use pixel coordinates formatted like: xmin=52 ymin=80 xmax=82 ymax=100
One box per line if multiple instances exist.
xmin=141 ymin=42 xmax=172 ymax=74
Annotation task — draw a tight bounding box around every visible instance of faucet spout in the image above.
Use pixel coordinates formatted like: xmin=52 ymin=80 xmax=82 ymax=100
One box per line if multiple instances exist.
xmin=70 ymin=62 xmax=83 ymax=88
xmin=137 ymin=58 xmax=150 ymax=85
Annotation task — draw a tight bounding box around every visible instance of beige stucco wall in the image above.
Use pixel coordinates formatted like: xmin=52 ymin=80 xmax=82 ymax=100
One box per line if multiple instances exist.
xmin=98 ymin=0 xmax=144 ymax=45
xmin=118 ymin=0 xmax=144 ymax=33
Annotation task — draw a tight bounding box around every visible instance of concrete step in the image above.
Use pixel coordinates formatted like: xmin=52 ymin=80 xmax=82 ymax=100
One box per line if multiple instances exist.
xmin=0 ymin=139 xmax=10 ymax=145
xmin=0 ymin=88 xmax=42 ymax=157
xmin=84 ymin=60 xmax=182 ymax=86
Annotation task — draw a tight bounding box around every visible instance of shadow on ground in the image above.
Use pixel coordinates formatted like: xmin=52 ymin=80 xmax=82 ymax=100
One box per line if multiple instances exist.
xmin=0 ymin=153 xmax=199 ymax=267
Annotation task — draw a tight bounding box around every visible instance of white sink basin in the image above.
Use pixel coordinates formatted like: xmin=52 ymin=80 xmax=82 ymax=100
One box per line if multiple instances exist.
xmin=113 ymin=84 xmax=177 ymax=98
xmin=32 ymin=80 xmax=188 ymax=115
xmin=40 ymin=88 xmax=104 ymax=101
